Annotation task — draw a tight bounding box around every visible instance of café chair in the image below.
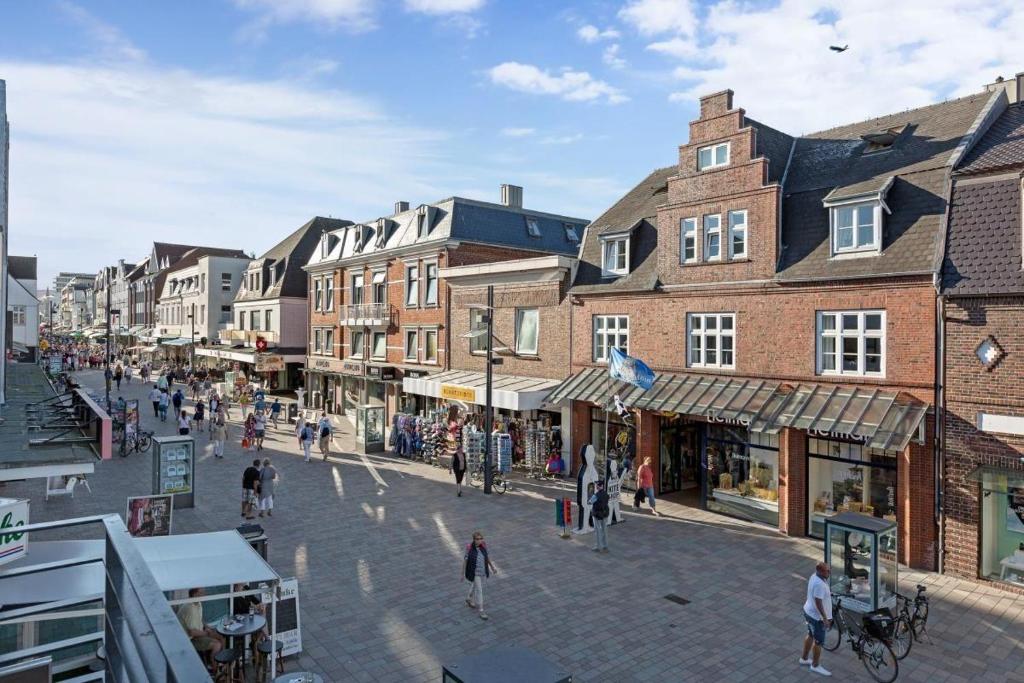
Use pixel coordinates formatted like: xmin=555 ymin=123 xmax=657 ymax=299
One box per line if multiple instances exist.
xmin=255 ymin=639 xmax=285 ymax=681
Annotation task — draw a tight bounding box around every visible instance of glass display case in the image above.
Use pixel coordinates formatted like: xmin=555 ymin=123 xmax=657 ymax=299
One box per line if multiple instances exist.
xmin=152 ymin=436 xmax=195 ymax=508
xmin=824 ymin=511 xmax=897 ymax=613
xmin=355 ymin=404 xmax=385 ymax=454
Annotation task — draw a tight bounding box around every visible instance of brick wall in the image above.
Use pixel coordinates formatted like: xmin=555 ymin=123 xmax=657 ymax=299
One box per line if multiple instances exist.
xmin=779 ymin=427 xmax=807 ymax=536
xmin=900 ymin=414 xmax=937 ymax=569
xmin=942 ymin=296 xmax=1024 ymax=583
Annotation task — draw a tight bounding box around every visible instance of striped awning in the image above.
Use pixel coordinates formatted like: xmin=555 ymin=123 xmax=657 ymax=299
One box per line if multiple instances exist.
xmin=630 ymin=374 xmax=782 ymax=424
xmin=544 ymin=367 xmax=639 ymax=408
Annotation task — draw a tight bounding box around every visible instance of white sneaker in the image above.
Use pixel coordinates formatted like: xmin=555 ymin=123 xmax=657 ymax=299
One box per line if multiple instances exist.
xmin=798 ymin=658 xmax=812 ymax=666
xmin=809 ymin=665 xmax=831 ymax=677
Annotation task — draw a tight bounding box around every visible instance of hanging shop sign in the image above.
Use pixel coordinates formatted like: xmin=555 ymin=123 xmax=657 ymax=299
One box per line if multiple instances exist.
xmin=0 ymin=498 xmax=29 ymax=565
xmin=366 ymin=366 xmax=396 ymax=381
xmin=256 ymin=354 xmax=285 ymax=373
xmin=441 ymin=384 xmax=476 ymax=402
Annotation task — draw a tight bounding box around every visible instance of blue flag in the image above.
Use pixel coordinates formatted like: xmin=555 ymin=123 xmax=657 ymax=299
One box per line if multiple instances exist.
xmin=608 ymin=347 xmax=655 ymax=391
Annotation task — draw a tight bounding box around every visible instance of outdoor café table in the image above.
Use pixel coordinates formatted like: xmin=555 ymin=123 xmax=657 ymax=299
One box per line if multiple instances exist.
xmin=275 ymin=674 xmax=323 ymax=683
xmin=216 ymin=613 xmax=266 ymax=671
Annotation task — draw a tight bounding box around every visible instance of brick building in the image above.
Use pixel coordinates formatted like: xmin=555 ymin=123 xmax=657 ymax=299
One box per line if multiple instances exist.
xmin=940 ymin=75 xmax=1024 ymax=590
xmin=550 ymin=85 xmax=1004 ymax=570
xmin=302 ymin=186 xmax=586 ymax=442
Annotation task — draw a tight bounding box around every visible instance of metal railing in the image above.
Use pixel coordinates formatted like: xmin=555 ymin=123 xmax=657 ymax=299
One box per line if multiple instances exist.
xmin=342 ymin=302 xmax=390 ymax=324
xmin=0 ymin=515 xmax=211 ymax=683
xmin=217 ymin=329 xmax=280 ymax=344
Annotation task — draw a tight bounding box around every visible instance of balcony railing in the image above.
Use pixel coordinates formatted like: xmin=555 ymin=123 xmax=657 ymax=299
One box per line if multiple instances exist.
xmin=217 ymin=329 xmax=280 ymax=345
xmin=342 ymin=303 xmax=391 ymax=327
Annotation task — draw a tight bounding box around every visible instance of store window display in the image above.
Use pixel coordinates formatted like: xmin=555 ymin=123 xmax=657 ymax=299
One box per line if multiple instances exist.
xmin=590 ymin=408 xmax=633 ymax=481
xmin=705 ymin=426 xmax=779 ymax=526
xmin=974 ymin=468 xmax=1024 ymax=587
xmin=807 ymin=438 xmax=897 ymax=538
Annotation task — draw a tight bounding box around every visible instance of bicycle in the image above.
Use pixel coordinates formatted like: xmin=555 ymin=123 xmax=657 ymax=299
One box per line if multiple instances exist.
xmin=823 ymin=597 xmax=899 ymax=683
xmin=469 ymin=462 xmax=508 ymax=494
xmin=121 ymin=429 xmax=154 ymax=456
xmin=890 ymin=585 xmax=929 ymax=659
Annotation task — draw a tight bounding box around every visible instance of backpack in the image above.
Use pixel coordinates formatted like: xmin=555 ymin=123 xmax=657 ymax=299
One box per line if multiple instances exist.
xmin=301 ymin=426 xmax=313 ymax=441
xmin=592 ymin=491 xmax=610 ymax=520
xmin=320 ymin=425 xmax=331 ymax=438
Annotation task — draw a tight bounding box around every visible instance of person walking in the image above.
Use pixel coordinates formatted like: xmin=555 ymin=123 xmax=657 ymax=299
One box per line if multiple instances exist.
xmin=633 ymin=456 xmax=658 ymax=516
xmin=190 ymin=378 xmax=200 ymax=402
xmin=450 ymin=447 xmax=467 ymax=497
xmin=221 ymin=394 xmax=232 ymax=421
xmin=158 ymin=390 xmax=170 ymax=422
xmin=104 ymin=365 xmax=113 ymax=394
xmin=148 ymin=385 xmax=161 ymax=418
xmin=253 ymin=410 xmax=267 ymax=451
xmin=589 ymin=481 xmax=610 ymax=553
xmin=194 ymin=399 xmax=206 ymax=434
xmin=799 ymin=562 xmax=833 ymax=676
xmin=299 ymin=420 xmax=315 ymax=462
xmin=270 ymin=398 xmax=282 ymax=430
xmin=125 ymin=365 xmax=133 ymax=384
xmin=171 ymin=388 xmax=184 ymax=417
xmin=240 ymin=391 xmax=251 ymax=418
xmin=177 ymin=410 xmax=191 ymax=436
xmin=114 ymin=364 xmax=123 ymax=390
xmin=208 ymin=392 xmax=219 ymax=435
xmin=157 ymin=372 xmax=168 ymax=392
xmin=243 ymin=414 xmax=256 ymax=451
xmin=317 ymin=412 xmax=332 ymax=461
xmin=257 ymin=458 xmax=277 ymax=517
xmin=211 ymin=416 xmax=229 ymax=459
xmin=462 ymin=531 xmax=496 ymax=620
xmin=295 ymin=414 xmax=306 ymax=452
xmin=241 ymin=459 xmax=261 ymax=518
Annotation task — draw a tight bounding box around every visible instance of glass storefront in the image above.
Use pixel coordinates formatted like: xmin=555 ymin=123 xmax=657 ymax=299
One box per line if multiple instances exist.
xmin=590 ymin=407 xmax=634 ymax=477
xmin=807 ymin=437 xmax=897 ymax=538
xmin=659 ymin=416 xmax=699 ymax=496
xmin=705 ymin=425 xmax=779 ymax=526
xmin=343 ymin=376 xmax=363 ymax=415
xmin=975 ymin=468 xmax=1024 ymax=587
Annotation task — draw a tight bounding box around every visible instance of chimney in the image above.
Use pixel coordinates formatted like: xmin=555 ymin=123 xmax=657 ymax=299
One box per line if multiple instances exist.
xmin=394 ymin=201 xmax=410 ymax=214
xmin=985 ymin=74 xmax=1022 ymax=104
xmin=1017 ymin=72 xmax=1024 ymax=105
xmin=500 ymin=184 xmax=523 ymax=209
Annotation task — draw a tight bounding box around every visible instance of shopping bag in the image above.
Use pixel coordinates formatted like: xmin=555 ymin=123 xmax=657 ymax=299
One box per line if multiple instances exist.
xmin=241 ymin=437 xmax=250 ymax=449
xmin=634 ymin=488 xmax=646 ymax=506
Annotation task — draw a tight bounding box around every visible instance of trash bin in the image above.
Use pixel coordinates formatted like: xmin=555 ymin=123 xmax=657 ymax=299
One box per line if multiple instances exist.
xmin=287 ymin=403 xmax=298 ymax=424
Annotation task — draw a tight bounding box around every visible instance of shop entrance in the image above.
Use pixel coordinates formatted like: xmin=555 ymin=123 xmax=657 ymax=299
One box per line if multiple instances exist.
xmin=659 ymin=417 xmax=701 ymax=507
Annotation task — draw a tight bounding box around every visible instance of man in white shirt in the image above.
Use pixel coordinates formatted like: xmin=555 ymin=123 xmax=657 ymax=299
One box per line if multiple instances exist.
xmin=148 ymin=385 xmax=162 ymax=418
xmin=800 ymin=561 xmax=833 ymax=676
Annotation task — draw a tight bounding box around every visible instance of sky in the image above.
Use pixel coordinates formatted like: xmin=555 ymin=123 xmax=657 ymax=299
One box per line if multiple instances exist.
xmin=3 ymin=0 xmax=1022 ymax=286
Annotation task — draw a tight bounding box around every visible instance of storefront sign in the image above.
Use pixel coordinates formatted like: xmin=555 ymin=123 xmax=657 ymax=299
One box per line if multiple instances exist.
xmin=342 ymin=362 xmax=362 ymax=374
xmin=366 ymin=366 xmax=396 ymax=381
xmin=808 ymin=429 xmax=867 ymax=442
xmin=125 ymin=494 xmax=173 ymax=537
xmin=0 ymin=498 xmax=29 ymax=565
xmin=275 ymin=577 xmax=303 ymax=657
xmin=256 ymin=354 xmax=285 ymax=373
xmin=441 ymin=384 xmax=476 ymax=402
xmin=707 ymin=412 xmax=749 ymax=426
xmin=306 ymin=356 xmax=348 ymax=373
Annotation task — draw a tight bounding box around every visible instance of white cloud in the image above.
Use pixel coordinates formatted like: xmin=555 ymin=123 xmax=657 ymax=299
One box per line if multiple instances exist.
xmin=577 ymin=24 xmax=620 ymax=43
xmin=404 ymin=0 xmax=484 ymax=14
xmin=603 ymin=44 xmax=627 ymax=69
xmin=661 ymin=0 xmax=1024 ymax=134
xmin=646 ymin=36 xmax=699 ymax=59
xmin=500 ymin=127 xmax=535 ymax=137
xmin=57 ymin=1 xmax=147 ymax=62
xmin=487 ymin=62 xmax=628 ymax=104
xmin=541 ymin=133 xmax=584 ymax=145
xmin=232 ymin=0 xmax=377 ymax=33
xmin=618 ymin=0 xmax=697 ymax=37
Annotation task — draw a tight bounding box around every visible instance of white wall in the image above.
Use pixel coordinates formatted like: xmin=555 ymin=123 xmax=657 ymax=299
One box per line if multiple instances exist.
xmin=278 ymin=298 xmax=309 ymax=347
xmin=8 ymin=275 xmax=38 ymax=348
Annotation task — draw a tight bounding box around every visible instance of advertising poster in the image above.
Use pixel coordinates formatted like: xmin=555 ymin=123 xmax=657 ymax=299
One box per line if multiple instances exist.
xmin=1008 ymin=486 xmax=1024 ymax=535
xmin=0 ymin=498 xmax=29 ymax=565
xmin=266 ymin=577 xmax=303 ymax=657
xmin=125 ymin=494 xmax=173 ymax=537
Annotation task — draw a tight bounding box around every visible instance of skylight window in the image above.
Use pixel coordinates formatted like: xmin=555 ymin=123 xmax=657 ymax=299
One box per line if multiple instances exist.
xmin=564 ymin=223 xmax=579 ymax=242
xmin=526 ymin=217 xmax=542 ymax=238
xmin=861 ymin=126 xmax=905 ymax=154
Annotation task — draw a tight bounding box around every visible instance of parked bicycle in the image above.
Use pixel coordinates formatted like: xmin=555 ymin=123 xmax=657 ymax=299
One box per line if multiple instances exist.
xmin=469 ymin=461 xmax=508 ymax=493
xmin=121 ymin=429 xmax=154 ymax=456
xmin=823 ymin=596 xmax=899 ymax=683
xmin=890 ymin=584 xmax=930 ymax=659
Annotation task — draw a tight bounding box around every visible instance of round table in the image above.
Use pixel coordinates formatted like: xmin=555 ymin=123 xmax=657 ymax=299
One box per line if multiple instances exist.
xmin=216 ymin=614 xmax=267 ymax=674
xmin=274 ymin=674 xmax=323 ymax=683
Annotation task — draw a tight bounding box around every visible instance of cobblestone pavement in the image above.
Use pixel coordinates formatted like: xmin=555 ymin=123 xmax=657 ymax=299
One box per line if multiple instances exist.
xmin=7 ymin=369 xmax=1024 ymax=682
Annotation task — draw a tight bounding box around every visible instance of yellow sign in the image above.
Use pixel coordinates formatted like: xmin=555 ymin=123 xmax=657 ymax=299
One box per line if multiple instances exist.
xmin=440 ymin=384 xmax=476 ymax=402
xmin=39 ymin=340 xmax=49 ymax=351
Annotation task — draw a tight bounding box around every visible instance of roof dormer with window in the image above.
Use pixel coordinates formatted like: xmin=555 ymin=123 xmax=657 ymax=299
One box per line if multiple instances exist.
xmin=822 ymin=176 xmax=893 ymax=259
xmin=599 ymin=230 xmax=631 ymax=278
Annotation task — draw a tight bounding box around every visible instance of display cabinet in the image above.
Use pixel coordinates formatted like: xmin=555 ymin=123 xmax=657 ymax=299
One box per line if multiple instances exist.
xmin=355 ymin=404 xmax=385 ymax=454
xmin=824 ymin=511 xmax=897 ymax=613
xmin=152 ymin=436 xmax=195 ymax=508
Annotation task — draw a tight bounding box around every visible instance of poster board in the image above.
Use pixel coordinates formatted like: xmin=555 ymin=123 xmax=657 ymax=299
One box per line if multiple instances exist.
xmin=125 ymin=494 xmax=173 ymax=537
xmin=1008 ymin=486 xmax=1024 ymax=535
xmin=267 ymin=577 xmax=302 ymax=657
xmin=0 ymin=498 xmax=29 ymax=565
xmin=48 ymin=355 xmax=62 ymax=374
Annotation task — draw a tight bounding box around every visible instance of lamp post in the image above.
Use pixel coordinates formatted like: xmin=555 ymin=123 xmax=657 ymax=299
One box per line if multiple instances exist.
xmin=188 ymin=302 xmax=196 ymax=369
xmin=104 ymin=270 xmax=111 ymax=410
xmin=483 ymin=285 xmax=494 ymax=494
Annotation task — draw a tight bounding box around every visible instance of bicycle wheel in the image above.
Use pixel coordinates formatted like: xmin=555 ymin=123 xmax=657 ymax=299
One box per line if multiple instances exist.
xmin=822 ymin=621 xmax=842 ymax=652
xmin=138 ymin=433 xmax=153 ymax=453
xmin=494 ymin=475 xmax=507 ymax=494
xmin=120 ymin=441 xmax=131 ymax=457
xmin=890 ymin=615 xmax=913 ymax=660
xmin=860 ymin=637 xmax=899 ymax=683
xmin=911 ymin=602 xmax=929 ymax=640
xmin=469 ymin=469 xmax=482 ymax=488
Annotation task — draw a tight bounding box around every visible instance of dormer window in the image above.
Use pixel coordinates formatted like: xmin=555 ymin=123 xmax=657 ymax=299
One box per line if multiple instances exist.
xmin=697 ymin=142 xmax=730 ymax=171
xmin=600 ymin=236 xmax=629 ymax=277
xmin=320 ymin=234 xmax=330 ymax=258
xmin=564 ymin=223 xmax=580 ymax=243
xmin=417 ymin=207 xmax=430 ymax=238
xmin=375 ymin=218 xmax=390 ymax=247
xmin=831 ymin=202 xmax=881 ymax=255
xmin=526 ymin=217 xmax=541 ymax=238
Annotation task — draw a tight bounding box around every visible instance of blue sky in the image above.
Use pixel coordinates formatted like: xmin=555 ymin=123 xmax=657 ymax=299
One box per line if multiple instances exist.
xmin=3 ymin=0 xmax=1022 ymax=284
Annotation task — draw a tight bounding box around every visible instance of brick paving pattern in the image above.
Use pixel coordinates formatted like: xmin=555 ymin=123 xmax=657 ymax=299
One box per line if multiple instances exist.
xmin=6 ymin=369 xmax=1024 ymax=682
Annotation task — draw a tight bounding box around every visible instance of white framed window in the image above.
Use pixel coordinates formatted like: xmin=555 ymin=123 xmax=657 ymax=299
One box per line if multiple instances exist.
xmin=325 ymin=329 xmax=334 ymax=355
xmin=564 ymin=223 xmax=580 ymax=243
xmin=351 ymin=274 xmax=364 ymax=306
xmin=314 ymin=329 xmax=322 ymax=354
xmin=372 ymin=331 xmax=387 ymax=359
xmin=404 ymin=328 xmax=418 ymax=361
xmin=221 ymin=273 xmax=232 ymax=291
xmin=250 ymin=310 xmax=260 ymax=331
xmin=515 ymin=308 xmax=539 ymax=356
xmin=324 ymin=277 xmax=334 ymax=310
xmin=687 ymin=313 xmax=735 ymax=369
xmin=264 ymin=310 xmax=271 ymax=331
xmin=831 ymin=202 xmax=881 ymax=255
xmin=470 ymin=309 xmax=487 ymax=354
xmin=424 ymin=263 xmax=438 ymax=306
xmin=526 ymin=217 xmax=541 ymax=238
xmin=593 ymin=315 xmax=629 ymax=362
xmin=371 ymin=270 xmax=387 ymax=303
xmin=703 ymin=214 xmax=721 ymax=261
xmin=405 ymin=265 xmax=419 ymax=307
xmin=238 ymin=311 xmax=245 ymax=330
xmin=817 ymin=310 xmax=885 ymax=377
xmin=697 ymin=142 xmax=730 ymax=171
xmin=314 ymin=279 xmax=323 ymax=311
xmin=728 ymin=210 xmax=747 ymax=259
xmin=350 ymin=329 xmax=364 ymax=358
xmin=424 ymin=329 xmax=438 ymax=363
xmin=601 ymin=237 xmax=629 ymax=277
xmin=680 ymin=217 xmax=697 ymax=264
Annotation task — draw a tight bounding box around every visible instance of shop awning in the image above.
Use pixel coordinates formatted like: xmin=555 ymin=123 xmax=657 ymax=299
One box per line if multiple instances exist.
xmin=403 ymin=370 xmax=562 ymax=412
xmin=160 ymin=337 xmax=193 ymax=347
xmin=134 ymin=531 xmax=279 ymax=592
xmin=127 ymin=325 xmax=147 ymax=335
xmin=544 ymin=367 xmax=634 ymax=408
xmin=630 ymin=374 xmax=782 ymax=423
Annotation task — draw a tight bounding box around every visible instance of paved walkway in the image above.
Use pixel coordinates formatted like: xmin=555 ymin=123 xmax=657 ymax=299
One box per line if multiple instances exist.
xmin=5 ymin=370 xmax=1024 ymax=682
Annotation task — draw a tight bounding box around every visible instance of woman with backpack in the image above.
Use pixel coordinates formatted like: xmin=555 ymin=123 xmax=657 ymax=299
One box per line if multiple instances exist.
xmin=300 ymin=421 xmax=315 ymax=462
xmin=462 ymin=530 xmax=497 ymax=620
xmin=317 ymin=413 xmax=332 ymax=461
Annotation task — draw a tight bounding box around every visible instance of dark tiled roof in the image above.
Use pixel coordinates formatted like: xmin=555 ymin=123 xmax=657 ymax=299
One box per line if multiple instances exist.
xmin=748 ymin=117 xmax=794 ymax=184
xmin=8 ymin=255 xmax=37 ymax=281
xmin=240 ymin=216 xmax=351 ymax=301
xmin=448 ymin=199 xmax=586 ymax=256
xmin=958 ymin=103 xmax=1024 ymax=174
xmin=165 ymin=247 xmax=250 ymax=276
xmin=572 ymin=166 xmax=674 ymax=293
xmin=777 ymin=93 xmax=992 ymax=281
xmin=942 ymin=177 xmax=1024 ymax=295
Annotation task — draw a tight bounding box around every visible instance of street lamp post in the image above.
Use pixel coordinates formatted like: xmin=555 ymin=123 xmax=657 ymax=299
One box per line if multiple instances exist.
xmin=483 ymin=285 xmax=494 ymax=494
xmin=104 ymin=270 xmax=112 ymax=410
xmin=189 ymin=302 xmax=196 ymax=368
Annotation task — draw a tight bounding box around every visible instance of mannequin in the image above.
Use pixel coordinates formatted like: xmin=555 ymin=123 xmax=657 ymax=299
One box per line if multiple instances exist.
xmin=575 ymin=444 xmax=599 ymax=533
xmin=605 ymin=458 xmax=623 ymax=524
